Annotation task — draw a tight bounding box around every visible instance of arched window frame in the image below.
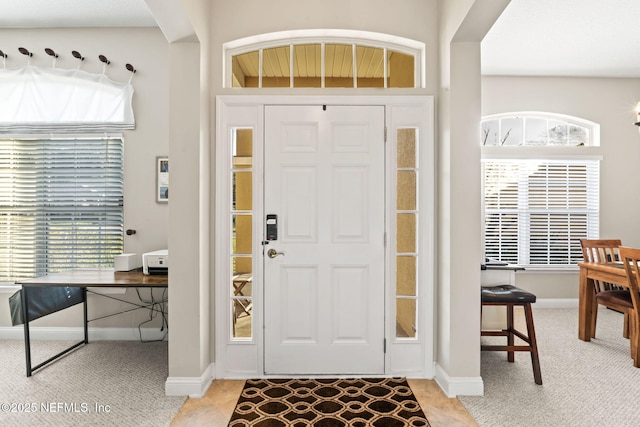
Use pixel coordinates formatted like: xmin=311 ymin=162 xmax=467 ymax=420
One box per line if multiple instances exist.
xmin=481 ymin=111 xmax=600 ymax=148
xmin=223 ymin=29 xmax=426 ymax=89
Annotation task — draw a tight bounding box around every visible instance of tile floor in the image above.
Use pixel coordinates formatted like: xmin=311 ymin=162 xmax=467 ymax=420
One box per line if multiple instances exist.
xmin=170 ymin=379 xmax=478 ymax=426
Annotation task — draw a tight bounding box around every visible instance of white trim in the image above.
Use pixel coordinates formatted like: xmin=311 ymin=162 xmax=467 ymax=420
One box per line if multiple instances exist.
xmin=481 ymin=149 xmax=604 ymax=160
xmin=215 ymin=95 xmax=435 ymax=379
xmin=0 ymin=326 xmax=167 ymax=341
xmin=483 ymin=110 xmax=599 ymax=126
xmin=518 ymin=267 xmax=579 ymax=273
xmin=224 ymin=29 xmax=425 ymax=52
xmin=434 ymin=363 xmax=484 ymax=398
xmin=165 ymin=363 xmax=214 ymax=397
xmin=481 ymin=111 xmax=600 ymax=147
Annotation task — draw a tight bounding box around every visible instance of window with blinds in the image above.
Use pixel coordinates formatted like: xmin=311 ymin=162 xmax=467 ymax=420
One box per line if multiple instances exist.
xmin=0 ymin=137 xmax=124 ymax=282
xmin=483 ymin=159 xmax=599 ymax=267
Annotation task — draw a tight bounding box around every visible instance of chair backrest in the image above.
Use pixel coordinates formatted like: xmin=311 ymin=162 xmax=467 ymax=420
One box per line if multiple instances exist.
xmin=580 ymin=239 xmax=622 ymax=263
xmin=619 ymin=246 xmax=640 ymax=312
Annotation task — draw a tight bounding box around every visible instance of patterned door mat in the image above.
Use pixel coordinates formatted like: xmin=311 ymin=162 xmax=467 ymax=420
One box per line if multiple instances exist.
xmin=228 ymin=377 xmax=431 ymax=427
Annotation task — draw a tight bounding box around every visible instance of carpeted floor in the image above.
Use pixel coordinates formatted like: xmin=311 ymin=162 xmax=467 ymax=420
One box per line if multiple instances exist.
xmin=228 ymin=378 xmax=430 ymax=427
xmin=459 ymin=307 xmax=640 ymax=427
xmin=0 ymin=339 xmax=185 ymax=426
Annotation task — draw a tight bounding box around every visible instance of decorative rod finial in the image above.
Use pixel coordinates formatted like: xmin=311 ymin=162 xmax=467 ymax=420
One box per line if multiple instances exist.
xmin=72 ymin=50 xmax=85 ymax=61
xmin=18 ymin=47 xmax=32 ymax=57
xmin=45 ymin=48 xmax=59 ymax=58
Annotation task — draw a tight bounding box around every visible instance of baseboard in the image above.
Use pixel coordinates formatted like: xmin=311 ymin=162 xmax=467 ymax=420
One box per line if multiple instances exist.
xmin=0 ymin=326 xmax=167 ymax=341
xmin=433 ymin=363 xmax=484 ymax=398
xmin=535 ymin=298 xmax=578 ymax=309
xmin=165 ymin=363 xmax=214 ymax=397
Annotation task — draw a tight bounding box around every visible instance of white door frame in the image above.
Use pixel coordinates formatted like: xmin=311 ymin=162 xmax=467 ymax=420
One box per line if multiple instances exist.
xmin=214 ymin=95 xmax=435 ymax=379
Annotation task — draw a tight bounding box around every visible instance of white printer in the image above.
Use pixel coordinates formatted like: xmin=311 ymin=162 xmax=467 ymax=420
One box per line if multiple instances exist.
xmin=142 ymin=249 xmax=168 ymax=275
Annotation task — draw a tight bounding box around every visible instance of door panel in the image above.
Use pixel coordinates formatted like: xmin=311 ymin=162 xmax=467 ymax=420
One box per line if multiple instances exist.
xmin=264 ymin=105 xmax=385 ymax=375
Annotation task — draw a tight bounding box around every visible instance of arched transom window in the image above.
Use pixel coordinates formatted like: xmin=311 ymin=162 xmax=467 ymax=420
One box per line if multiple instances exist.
xmin=223 ymin=30 xmax=425 ymax=89
xmin=481 ymin=112 xmax=599 ymax=147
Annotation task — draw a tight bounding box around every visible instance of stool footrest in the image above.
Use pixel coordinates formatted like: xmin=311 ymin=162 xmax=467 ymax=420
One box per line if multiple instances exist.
xmin=481 ymin=296 xmax=542 ymax=385
xmin=481 ymin=345 xmax=533 ymax=352
xmin=482 ymin=328 xmax=530 ymax=343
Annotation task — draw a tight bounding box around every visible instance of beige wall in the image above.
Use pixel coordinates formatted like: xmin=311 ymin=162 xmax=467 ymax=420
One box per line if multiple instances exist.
xmin=482 ymin=76 xmax=640 ymax=298
xmin=0 ymin=27 xmax=170 ymax=330
xmin=437 ymin=0 xmax=510 ymax=385
xmin=188 ymin=0 xmax=501 ymax=389
xmin=0 ymin=0 xmax=530 ymax=394
xmin=211 ymin=0 xmax=439 ymax=95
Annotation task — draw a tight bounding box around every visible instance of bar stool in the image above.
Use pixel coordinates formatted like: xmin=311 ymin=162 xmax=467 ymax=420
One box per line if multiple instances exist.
xmin=481 ymin=284 xmax=542 ymax=385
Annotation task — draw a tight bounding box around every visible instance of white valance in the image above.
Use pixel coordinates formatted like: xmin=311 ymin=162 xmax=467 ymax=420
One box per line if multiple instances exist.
xmin=0 ymin=66 xmax=134 ymax=132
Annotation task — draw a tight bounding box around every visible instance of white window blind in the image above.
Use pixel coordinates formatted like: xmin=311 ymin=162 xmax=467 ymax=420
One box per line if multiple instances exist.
xmin=0 ymin=137 xmax=124 ymax=282
xmin=484 ymin=159 xmax=599 ymax=267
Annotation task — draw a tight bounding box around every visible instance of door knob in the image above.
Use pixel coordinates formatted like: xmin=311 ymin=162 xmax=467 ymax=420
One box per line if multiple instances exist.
xmin=267 ymin=249 xmax=285 ymax=258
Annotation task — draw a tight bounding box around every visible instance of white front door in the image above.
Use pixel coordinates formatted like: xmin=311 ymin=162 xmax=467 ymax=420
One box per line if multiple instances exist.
xmin=263 ymin=105 xmax=386 ymax=375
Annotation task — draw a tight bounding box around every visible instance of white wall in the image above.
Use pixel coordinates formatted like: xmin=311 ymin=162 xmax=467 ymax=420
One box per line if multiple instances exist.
xmin=0 ymin=27 xmax=170 ymax=331
xmin=482 ymin=76 xmax=640 ymax=299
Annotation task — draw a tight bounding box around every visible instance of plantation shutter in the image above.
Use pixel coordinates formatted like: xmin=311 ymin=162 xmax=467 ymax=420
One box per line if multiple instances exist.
xmin=483 ymin=159 xmax=599 ymax=267
xmin=0 ymin=137 xmax=124 ymax=282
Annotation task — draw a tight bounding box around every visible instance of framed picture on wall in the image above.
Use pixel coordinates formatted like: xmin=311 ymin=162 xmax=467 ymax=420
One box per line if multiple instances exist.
xmin=157 ymin=157 xmax=169 ymax=203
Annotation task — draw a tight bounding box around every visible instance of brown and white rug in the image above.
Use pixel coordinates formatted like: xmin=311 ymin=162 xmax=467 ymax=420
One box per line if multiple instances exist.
xmin=227 ymin=377 xmax=430 ymax=427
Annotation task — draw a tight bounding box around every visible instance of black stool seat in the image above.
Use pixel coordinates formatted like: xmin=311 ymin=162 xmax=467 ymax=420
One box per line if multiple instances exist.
xmin=481 ymin=284 xmax=542 ymax=385
xmin=481 ymin=285 xmax=537 ymax=304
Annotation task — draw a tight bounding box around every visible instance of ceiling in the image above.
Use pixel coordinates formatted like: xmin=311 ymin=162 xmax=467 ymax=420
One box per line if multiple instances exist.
xmin=0 ymin=0 xmax=157 ymax=28
xmin=482 ymin=0 xmax=640 ymax=78
xmin=1 ymin=0 xmax=639 ymax=78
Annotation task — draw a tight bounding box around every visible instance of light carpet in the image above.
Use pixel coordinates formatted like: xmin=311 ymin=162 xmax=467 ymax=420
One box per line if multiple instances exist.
xmin=0 ymin=339 xmax=185 ymax=426
xmin=459 ymin=307 xmax=640 ymax=427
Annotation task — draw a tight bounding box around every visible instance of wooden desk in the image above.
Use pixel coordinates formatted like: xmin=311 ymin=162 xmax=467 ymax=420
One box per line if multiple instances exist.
xmin=578 ymin=262 xmax=628 ymax=341
xmin=18 ymin=269 xmax=168 ymax=288
xmin=15 ymin=269 xmax=168 ymax=376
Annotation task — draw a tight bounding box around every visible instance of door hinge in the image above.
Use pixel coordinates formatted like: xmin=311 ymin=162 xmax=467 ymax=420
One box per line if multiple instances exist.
xmin=384 ymin=126 xmax=387 ymax=143
xmin=384 ymin=338 xmax=387 ymax=353
xmin=384 ymin=232 xmax=387 ymax=247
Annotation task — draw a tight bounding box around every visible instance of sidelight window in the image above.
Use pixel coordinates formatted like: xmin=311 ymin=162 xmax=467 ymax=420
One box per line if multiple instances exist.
xmin=230 ymin=128 xmax=254 ymax=339
xmin=395 ymin=128 xmax=419 ymax=338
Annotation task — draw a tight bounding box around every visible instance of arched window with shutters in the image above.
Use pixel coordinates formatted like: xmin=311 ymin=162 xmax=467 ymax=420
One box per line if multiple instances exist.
xmin=481 ymin=112 xmax=601 ymax=268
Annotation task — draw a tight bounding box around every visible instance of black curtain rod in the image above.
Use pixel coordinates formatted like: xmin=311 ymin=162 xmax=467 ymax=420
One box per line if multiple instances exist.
xmin=0 ymin=47 xmax=135 ymax=73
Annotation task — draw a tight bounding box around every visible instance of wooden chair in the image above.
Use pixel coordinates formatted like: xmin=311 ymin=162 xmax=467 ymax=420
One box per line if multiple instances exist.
xmin=618 ymin=247 xmax=640 ymax=366
xmin=580 ymin=239 xmax=630 ymax=338
xmin=481 ymin=284 xmax=542 ymax=385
